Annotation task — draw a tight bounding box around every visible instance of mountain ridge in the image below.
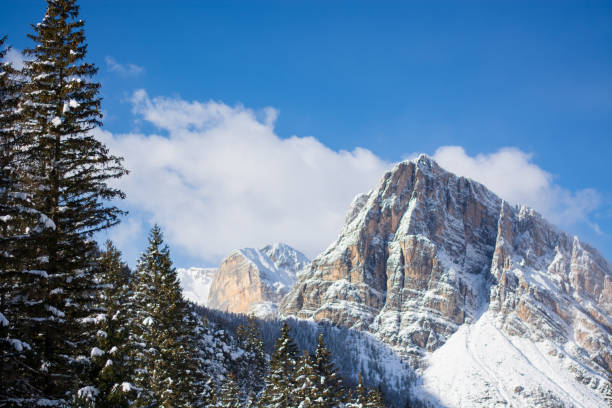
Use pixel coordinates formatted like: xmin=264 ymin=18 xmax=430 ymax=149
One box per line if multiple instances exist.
xmin=279 ymin=154 xmax=611 ymax=407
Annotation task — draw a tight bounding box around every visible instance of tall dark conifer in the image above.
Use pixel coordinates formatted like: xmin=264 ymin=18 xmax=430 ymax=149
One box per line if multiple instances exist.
xmin=0 ymin=35 xmax=48 ymax=406
xmin=365 ymin=387 xmax=385 ymax=408
xmin=236 ymin=315 xmax=267 ymax=396
xmin=310 ymin=333 xmax=345 ymax=407
xmin=345 ymin=373 xmax=368 ymax=408
xmin=294 ymin=350 xmax=316 ymax=407
xmin=131 ymin=225 xmax=203 ymax=408
xmin=14 ymin=0 xmax=127 ymax=403
xmin=261 ymin=322 xmax=299 ymax=407
xmin=81 ymin=242 xmax=135 ymax=407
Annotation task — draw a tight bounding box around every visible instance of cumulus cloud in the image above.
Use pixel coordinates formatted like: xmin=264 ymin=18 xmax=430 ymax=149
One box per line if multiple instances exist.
xmin=100 ymin=92 xmax=604 ymax=266
xmin=100 ymin=91 xmax=390 ymax=263
xmin=105 ymin=56 xmax=143 ymax=76
xmin=431 ymin=146 xmax=602 ymax=229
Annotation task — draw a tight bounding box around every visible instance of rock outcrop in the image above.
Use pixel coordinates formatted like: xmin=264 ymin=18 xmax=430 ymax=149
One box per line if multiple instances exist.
xmin=279 ymin=154 xmax=611 ymax=406
xmin=208 ymin=243 xmax=309 ymax=318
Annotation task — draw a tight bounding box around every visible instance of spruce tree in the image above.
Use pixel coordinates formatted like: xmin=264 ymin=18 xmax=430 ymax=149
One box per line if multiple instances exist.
xmin=245 ymin=390 xmax=258 ymax=408
xmin=81 ymin=242 xmax=135 ymax=407
xmin=365 ymin=387 xmax=386 ymax=408
xmin=216 ymin=371 xmax=241 ymax=408
xmin=0 ymin=34 xmax=48 ymax=406
xmin=11 ymin=0 xmax=127 ymax=404
xmin=310 ymin=333 xmax=345 ymax=407
xmin=606 ymin=373 xmax=612 ymax=408
xmin=345 ymin=373 xmax=368 ymax=408
xmin=131 ymin=225 xmax=203 ymax=408
xmin=294 ymin=350 xmax=316 ymax=407
xmin=261 ymin=322 xmax=299 ymax=407
xmin=236 ymin=315 xmax=267 ymax=395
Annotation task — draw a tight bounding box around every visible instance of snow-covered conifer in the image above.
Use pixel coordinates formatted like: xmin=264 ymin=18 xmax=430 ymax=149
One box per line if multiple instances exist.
xmin=216 ymin=371 xmax=241 ymax=408
xmin=310 ymin=333 xmax=345 ymax=407
xmin=294 ymin=350 xmax=316 ymax=407
xmin=261 ymin=322 xmax=299 ymax=407
xmin=79 ymin=242 xmax=136 ymax=407
xmin=365 ymin=387 xmax=385 ymax=408
xmin=10 ymin=0 xmax=128 ymax=403
xmin=131 ymin=225 xmax=207 ymax=408
xmin=235 ymin=315 xmax=267 ymax=396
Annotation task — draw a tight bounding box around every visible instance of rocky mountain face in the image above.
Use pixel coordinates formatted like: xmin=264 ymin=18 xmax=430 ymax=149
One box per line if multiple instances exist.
xmin=279 ymin=155 xmax=611 ymax=407
xmin=208 ymin=243 xmax=309 ymax=318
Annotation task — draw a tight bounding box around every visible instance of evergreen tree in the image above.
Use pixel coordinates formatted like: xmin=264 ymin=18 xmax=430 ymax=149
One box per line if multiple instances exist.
xmin=131 ymin=226 xmax=204 ymax=408
xmin=345 ymin=373 xmax=368 ymax=408
xmin=606 ymin=373 xmax=612 ymax=408
xmin=261 ymin=322 xmax=299 ymax=407
xmin=310 ymin=333 xmax=345 ymax=407
xmin=245 ymin=390 xmax=258 ymax=408
xmin=365 ymin=387 xmax=386 ymax=408
xmin=216 ymin=371 xmax=241 ymax=408
xmin=81 ymin=242 xmax=135 ymax=407
xmin=9 ymin=0 xmax=127 ymax=404
xmin=294 ymin=350 xmax=316 ymax=407
xmin=0 ymin=34 xmax=48 ymax=406
xmin=182 ymin=306 xmax=215 ymax=407
xmin=235 ymin=315 xmax=267 ymax=396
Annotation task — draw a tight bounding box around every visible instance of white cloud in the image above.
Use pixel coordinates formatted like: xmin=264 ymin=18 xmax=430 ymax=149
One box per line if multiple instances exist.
xmin=431 ymin=146 xmax=602 ymax=228
xmin=105 ymin=56 xmax=143 ymax=76
xmin=100 ymin=91 xmax=390 ymax=263
xmin=100 ymin=92 xmax=603 ymax=266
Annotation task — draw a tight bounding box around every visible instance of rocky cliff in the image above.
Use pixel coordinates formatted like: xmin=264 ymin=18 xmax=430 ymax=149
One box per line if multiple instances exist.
xmin=279 ymin=155 xmax=611 ymax=407
xmin=208 ymin=243 xmax=309 ymax=318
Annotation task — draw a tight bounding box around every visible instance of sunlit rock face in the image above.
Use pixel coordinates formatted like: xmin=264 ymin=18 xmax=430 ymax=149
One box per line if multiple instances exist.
xmin=279 ymin=154 xmax=611 ymax=404
xmin=207 ymin=243 xmax=309 ymax=318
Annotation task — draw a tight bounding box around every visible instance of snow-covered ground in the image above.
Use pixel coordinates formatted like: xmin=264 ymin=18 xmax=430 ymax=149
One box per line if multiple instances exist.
xmin=415 ymin=310 xmax=608 ymax=408
xmin=177 ymin=267 xmax=217 ymax=305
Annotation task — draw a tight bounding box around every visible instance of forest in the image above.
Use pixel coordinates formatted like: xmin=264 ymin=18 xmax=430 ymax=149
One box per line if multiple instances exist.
xmin=0 ymin=1 xmax=421 ymax=407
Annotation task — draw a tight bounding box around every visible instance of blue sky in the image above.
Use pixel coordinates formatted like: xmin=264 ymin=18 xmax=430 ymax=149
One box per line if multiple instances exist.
xmin=2 ymin=1 xmax=611 ymax=268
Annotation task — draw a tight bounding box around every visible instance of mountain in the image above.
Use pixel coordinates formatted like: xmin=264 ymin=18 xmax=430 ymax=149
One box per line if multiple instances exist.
xmin=208 ymin=243 xmax=309 ymax=318
xmin=279 ymin=154 xmax=611 ymax=407
xmin=177 ymin=267 xmax=217 ymax=305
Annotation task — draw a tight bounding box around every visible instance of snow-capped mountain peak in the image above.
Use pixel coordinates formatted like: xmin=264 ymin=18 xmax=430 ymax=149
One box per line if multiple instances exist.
xmin=280 ymin=155 xmax=611 ymax=407
xmin=208 ymin=243 xmax=309 ymax=318
xmin=177 ymin=267 xmax=217 ymax=306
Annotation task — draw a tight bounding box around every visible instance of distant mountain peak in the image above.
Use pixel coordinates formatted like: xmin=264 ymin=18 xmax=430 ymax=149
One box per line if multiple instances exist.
xmin=208 ymin=243 xmax=309 ymax=318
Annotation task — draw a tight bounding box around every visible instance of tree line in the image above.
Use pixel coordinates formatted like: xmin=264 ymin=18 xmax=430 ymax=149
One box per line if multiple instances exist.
xmin=0 ymin=0 xmax=394 ymax=406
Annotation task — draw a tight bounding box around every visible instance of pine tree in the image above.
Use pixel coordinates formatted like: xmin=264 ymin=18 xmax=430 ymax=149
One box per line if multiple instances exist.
xmin=605 ymin=373 xmax=612 ymax=408
xmin=131 ymin=225 xmax=203 ymax=408
xmin=81 ymin=242 xmax=136 ymax=407
xmin=0 ymin=34 xmax=48 ymax=406
xmin=236 ymin=315 xmax=267 ymax=395
xmin=310 ymin=333 xmax=345 ymax=407
xmin=216 ymin=371 xmax=241 ymax=408
xmin=245 ymin=390 xmax=258 ymax=408
xmin=181 ymin=306 xmax=214 ymax=407
xmin=365 ymin=387 xmax=386 ymax=408
xmin=11 ymin=0 xmax=127 ymax=404
xmin=345 ymin=373 xmax=368 ymax=408
xmin=294 ymin=350 xmax=316 ymax=407
xmin=261 ymin=322 xmax=299 ymax=407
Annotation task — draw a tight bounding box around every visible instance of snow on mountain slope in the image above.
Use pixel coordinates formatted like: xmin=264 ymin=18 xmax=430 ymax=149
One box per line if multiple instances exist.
xmin=280 ymin=154 xmax=611 ymax=406
xmin=416 ymin=310 xmax=607 ymax=407
xmin=208 ymin=243 xmax=309 ymax=318
xmin=177 ymin=267 xmax=217 ymax=305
